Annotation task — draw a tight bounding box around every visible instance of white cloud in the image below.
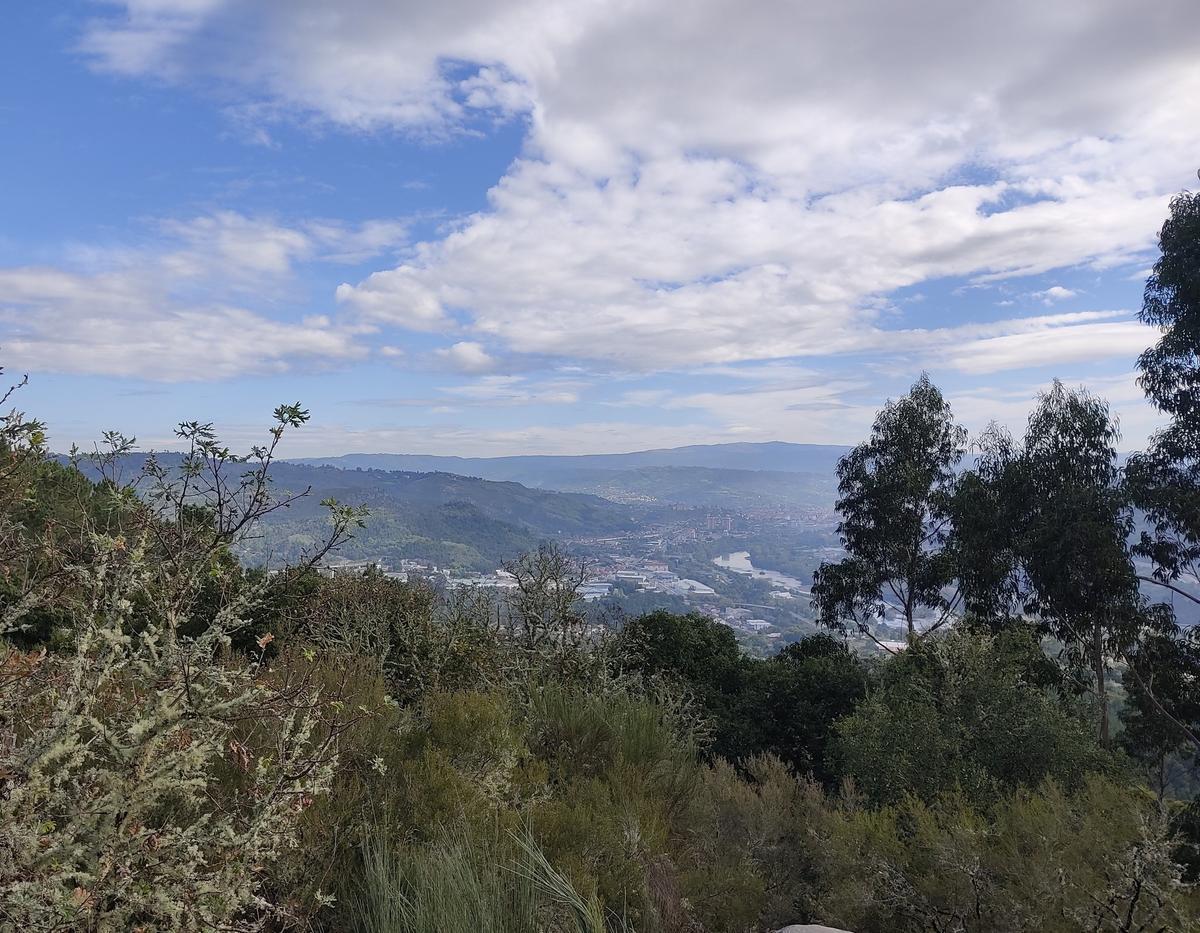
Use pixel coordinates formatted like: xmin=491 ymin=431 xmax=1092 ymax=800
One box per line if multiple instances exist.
xmin=950 ymin=371 xmax=1165 ymax=449
xmin=435 ymin=340 xmax=496 ymax=373
xmin=1032 ymin=285 xmax=1078 ymax=304
xmin=157 ymin=212 xmax=313 ymax=283
xmin=66 ymin=1 xmax=1200 ymax=433
xmin=0 ymin=269 xmax=364 ymax=381
xmin=80 ymin=0 xmax=228 ymax=77
xmin=946 ymin=321 xmax=1154 ymax=374
xmin=661 ymin=376 xmax=874 ymax=443
xmin=0 ymin=212 xmax=386 ymax=380
xmin=337 ymin=268 xmax=447 ymax=331
xmin=439 ymin=374 xmax=580 ymax=405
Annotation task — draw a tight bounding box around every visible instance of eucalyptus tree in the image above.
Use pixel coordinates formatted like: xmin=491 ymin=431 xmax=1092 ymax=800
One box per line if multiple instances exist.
xmin=1122 ymin=187 xmax=1200 ymax=759
xmin=1127 ymin=189 xmax=1200 ymax=605
xmin=812 ymin=374 xmax=967 ymax=648
xmin=1014 ymin=381 xmax=1141 ymax=746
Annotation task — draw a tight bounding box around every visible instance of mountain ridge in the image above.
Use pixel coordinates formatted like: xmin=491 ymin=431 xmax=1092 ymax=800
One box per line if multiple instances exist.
xmin=290 ymin=441 xmax=852 ymax=482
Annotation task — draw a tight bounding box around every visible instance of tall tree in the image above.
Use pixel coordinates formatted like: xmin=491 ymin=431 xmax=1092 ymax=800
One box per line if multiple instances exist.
xmin=1127 ymin=189 xmax=1200 ymax=604
xmin=1016 ymin=381 xmax=1140 ymax=746
xmin=812 ymin=374 xmax=967 ymax=647
xmin=1122 ymin=186 xmax=1200 ymax=763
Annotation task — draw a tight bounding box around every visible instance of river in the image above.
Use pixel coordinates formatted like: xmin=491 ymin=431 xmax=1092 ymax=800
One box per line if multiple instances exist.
xmin=712 ymin=551 xmax=810 ymax=593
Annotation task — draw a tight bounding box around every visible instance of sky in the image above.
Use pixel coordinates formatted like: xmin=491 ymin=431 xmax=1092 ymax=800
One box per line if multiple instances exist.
xmin=1 ymin=1 xmax=1198 ymax=457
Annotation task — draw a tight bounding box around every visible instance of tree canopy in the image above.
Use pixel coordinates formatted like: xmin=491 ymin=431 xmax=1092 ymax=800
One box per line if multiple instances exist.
xmin=811 ymin=373 xmax=967 ymax=647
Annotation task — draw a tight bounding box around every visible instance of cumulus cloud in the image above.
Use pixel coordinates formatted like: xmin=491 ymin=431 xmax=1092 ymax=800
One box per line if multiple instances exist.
xmin=156 ymin=212 xmax=407 ymax=278
xmin=82 ymin=0 xmax=548 ymax=133
xmin=0 ymin=270 xmax=363 ymax=382
xmin=435 ymin=340 xmax=496 ymax=373
xmin=1032 ymin=285 xmax=1078 ymax=304
xmin=72 ymin=2 xmax=1200 ymax=409
xmin=0 ymin=212 xmax=393 ymax=380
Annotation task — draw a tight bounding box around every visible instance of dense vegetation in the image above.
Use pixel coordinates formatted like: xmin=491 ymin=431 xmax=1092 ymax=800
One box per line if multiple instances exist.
xmin=3 ymin=191 xmax=1200 ymax=931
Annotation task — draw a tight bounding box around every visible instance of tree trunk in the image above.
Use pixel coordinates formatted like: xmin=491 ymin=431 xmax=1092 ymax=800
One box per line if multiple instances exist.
xmin=1094 ymin=621 xmax=1110 ymax=747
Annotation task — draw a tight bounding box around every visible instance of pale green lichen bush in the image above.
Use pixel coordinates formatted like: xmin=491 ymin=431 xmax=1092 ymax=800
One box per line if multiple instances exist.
xmin=0 ymin=390 xmax=359 ymax=931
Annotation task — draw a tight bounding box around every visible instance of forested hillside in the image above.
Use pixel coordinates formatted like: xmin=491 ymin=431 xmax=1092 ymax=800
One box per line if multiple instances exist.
xmin=242 ymin=462 xmax=636 ymax=568
xmin=70 ymin=455 xmax=637 ymax=570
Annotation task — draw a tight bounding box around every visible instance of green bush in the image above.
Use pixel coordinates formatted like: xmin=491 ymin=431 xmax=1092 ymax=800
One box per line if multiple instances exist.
xmin=809 ymin=775 xmax=1200 ymax=932
xmin=830 ymin=625 xmax=1115 ymax=805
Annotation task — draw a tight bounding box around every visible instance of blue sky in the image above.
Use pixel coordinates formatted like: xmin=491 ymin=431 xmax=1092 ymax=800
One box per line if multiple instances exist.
xmin=1 ymin=1 xmax=1197 ymax=456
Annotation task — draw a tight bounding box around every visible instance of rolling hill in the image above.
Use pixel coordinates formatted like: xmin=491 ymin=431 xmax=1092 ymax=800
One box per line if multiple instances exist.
xmin=291 ymin=442 xmax=848 ymax=507
xmin=70 ymin=456 xmax=637 ymax=571
xmin=291 ymin=441 xmax=850 ymax=481
xmin=244 ymin=462 xmax=638 ymax=569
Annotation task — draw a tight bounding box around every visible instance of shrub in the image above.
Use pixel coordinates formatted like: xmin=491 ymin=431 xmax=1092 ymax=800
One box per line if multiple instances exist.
xmin=0 ymin=404 xmax=360 ymax=930
xmin=810 ymin=776 xmax=1200 ymax=932
xmin=829 ymin=625 xmax=1114 ymax=805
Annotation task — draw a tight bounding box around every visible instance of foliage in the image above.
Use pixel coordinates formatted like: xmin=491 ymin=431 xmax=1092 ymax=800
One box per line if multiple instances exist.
xmin=1122 ymin=189 xmax=1200 ymax=773
xmin=754 ymin=635 xmax=868 ymax=785
xmin=347 ymin=824 xmax=619 ymax=933
xmin=1128 ymin=189 xmax=1200 ymax=593
xmin=503 ymin=542 xmax=588 ymax=652
xmin=1019 ymin=382 xmax=1144 ymax=744
xmin=526 ymin=684 xmax=704 ymax=929
xmin=616 ymin=612 xmax=867 ymax=786
xmin=812 ymin=373 xmax=967 ymax=646
xmin=950 ymin=382 xmax=1152 ymax=746
xmin=0 ymin=397 xmax=363 ymax=930
xmin=949 ymin=423 xmax=1026 ymax=625
xmin=809 ymin=775 xmax=1199 ymax=933
xmin=830 ymin=625 xmax=1113 ymax=806
xmin=1121 ymin=626 xmax=1200 ymax=797
xmin=680 ymin=754 xmax=826 ymax=929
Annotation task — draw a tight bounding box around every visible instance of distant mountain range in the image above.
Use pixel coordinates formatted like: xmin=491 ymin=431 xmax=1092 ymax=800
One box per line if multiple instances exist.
xmin=292 ymin=441 xmax=850 ymax=481
xmin=290 ymin=442 xmax=847 ymax=508
xmin=63 ymin=443 xmax=847 ymax=571
xmin=501 ymin=465 xmax=834 ymax=508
